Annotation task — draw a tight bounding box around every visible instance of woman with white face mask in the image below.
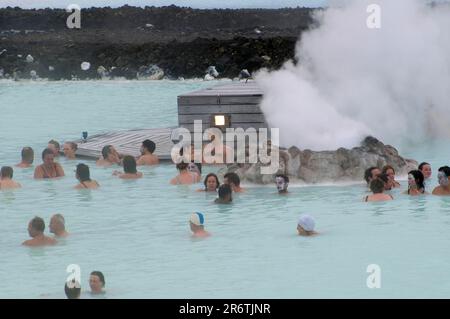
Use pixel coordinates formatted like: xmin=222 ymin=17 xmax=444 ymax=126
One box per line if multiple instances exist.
xmin=275 ymin=174 xmax=289 ymax=194
xmin=432 ymin=166 xmax=450 ymax=196
xmin=404 ymin=170 xmax=427 ymax=196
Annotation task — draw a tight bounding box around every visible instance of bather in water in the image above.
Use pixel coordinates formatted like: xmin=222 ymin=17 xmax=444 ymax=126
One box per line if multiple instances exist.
xmin=224 ymin=172 xmax=245 ymax=193
xmin=63 ymin=142 xmax=78 ymax=160
xmin=382 ymin=165 xmax=401 ymax=188
xmin=275 ymin=174 xmax=289 ymax=194
xmin=0 ymin=166 xmax=21 ymax=189
xmin=404 ymin=170 xmax=427 ymax=196
xmin=22 ymin=216 xmax=57 ymax=247
xmin=189 ymin=212 xmax=211 ymax=238
xmin=16 ymin=146 xmax=34 ymax=168
xmin=34 ymin=148 xmax=65 ymax=179
xmin=75 ymin=163 xmax=100 ymax=189
xmin=96 ymin=145 xmax=121 ymax=167
xmin=432 ymin=166 xmax=450 ymax=196
xmin=215 ymin=184 xmax=232 ymax=204
xmin=136 ymin=139 xmax=159 ymax=166
xmin=197 ymin=173 xmax=220 ymax=192
xmin=49 ymin=214 xmax=69 ymax=238
xmin=297 ymin=214 xmax=318 ymax=237
xmin=364 ymin=178 xmax=394 ymax=202
xmin=170 ymin=162 xmax=200 ymax=185
xmin=113 ymin=155 xmax=143 ymax=179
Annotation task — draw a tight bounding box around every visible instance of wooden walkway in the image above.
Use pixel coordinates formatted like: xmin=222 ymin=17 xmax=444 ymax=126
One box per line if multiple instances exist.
xmin=74 ymin=81 xmax=267 ymax=161
xmin=75 ymin=127 xmax=176 ymax=161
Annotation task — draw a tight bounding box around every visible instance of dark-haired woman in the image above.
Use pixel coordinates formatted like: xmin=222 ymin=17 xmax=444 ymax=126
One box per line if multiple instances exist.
xmin=113 ymin=155 xmax=143 ymax=179
xmin=197 ymin=173 xmax=220 ymax=192
xmin=404 ymin=170 xmax=427 ymax=196
xmin=75 ymin=164 xmax=99 ymax=189
xmin=34 ymin=148 xmax=65 ymax=179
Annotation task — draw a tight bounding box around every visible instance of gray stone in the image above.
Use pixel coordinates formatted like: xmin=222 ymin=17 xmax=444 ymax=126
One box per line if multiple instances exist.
xmin=137 ymin=64 xmax=164 ymax=80
xmin=206 ymin=66 xmax=219 ymax=78
xmin=224 ymin=136 xmax=418 ymax=184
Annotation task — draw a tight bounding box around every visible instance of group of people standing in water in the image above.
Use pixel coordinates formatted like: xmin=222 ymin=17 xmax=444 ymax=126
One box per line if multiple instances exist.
xmin=1 ymin=139 xmax=157 ymax=190
xmin=5 ymin=138 xmax=317 ymax=244
xmin=363 ymin=162 xmax=450 ymax=202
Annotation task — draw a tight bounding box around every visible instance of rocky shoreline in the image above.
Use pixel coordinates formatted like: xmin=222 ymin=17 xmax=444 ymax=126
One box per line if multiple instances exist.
xmin=0 ymin=6 xmax=315 ymax=80
xmin=225 ymin=137 xmax=418 ymax=184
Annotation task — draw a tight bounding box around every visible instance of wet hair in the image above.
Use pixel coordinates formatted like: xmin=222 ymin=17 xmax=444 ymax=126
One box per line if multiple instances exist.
xmin=370 ymin=178 xmax=385 ymax=194
xmin=76 ymin=163 xmax=91 ymax=182
xmin=48 ymin=139 xmax=60 ymax=150
xmin=101 ymin=145 xmax=113 ymax=159
xmin=30 ymin=216 xmax=45 ymax=232
xmin=66 ymin=142 xmax=78 ymax=151
xmin=408 ymin=170 xmax=425 ymax=190
xmin=275 ymin=174 xmax=289 ymax=183
xmin=364 ymin=167 xmax=379 ymax=184
xmin=203 ymin=173 xmax=220 ymax=190
xmin=382 ymin=165 xmax=395 ymax=175
xmin=1 ymin=166 xmax=13 ymax=178
xmin=142 ymin=140 xmax=156 ymax=154
xmin=218 ymin=184 xmax=232 ymax=199
xmin=52 ymin=214 xmax=65 ymax=227
xmin=378 ymin=173 xmax=389 ymax=184
xmin=64 ymin=281 xmax=81 ymax=299
xmin=42 ymin=148 xmax=54 ymax=160
xmin=123 ymin=155 xmax=137 ymax=174
xmin=419 ymin=162 xmax=431 ymax=171
xmin=224 ymin=172 xmax=240 ymax=186
xmin=438 ymin=166 xmax=450 ymax=177
xmin=90 ymin=271 xmax=105 ymax=287
xmin=176 ymin=162 xmax=188 ymax=171
xmin=21 ymin=147 xmax=34 ymax=163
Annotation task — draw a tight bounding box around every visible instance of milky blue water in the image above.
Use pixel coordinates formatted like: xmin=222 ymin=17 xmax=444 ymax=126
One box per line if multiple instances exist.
xmin=1 ymin=80 xmax=450 ymax=299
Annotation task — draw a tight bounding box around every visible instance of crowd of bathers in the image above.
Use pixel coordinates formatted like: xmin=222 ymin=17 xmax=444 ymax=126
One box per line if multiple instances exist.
xmin=5 ymin=139 xmax=317 ymax=242
xmin=363 ymin=163 xmax=450 ymax=202
xmin=17 ymin=139 xmax=447 ymax=298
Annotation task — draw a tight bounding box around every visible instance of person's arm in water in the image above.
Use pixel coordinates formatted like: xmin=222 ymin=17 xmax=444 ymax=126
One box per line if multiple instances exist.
xmin=55 ymin=163 xmax=65 ymax=177
xmin=34 ymin=166 xmax=44 ymax=179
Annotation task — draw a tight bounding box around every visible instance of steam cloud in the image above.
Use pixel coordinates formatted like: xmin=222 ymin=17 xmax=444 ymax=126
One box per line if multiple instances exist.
xmin=256 ymin=0 xmax=450 ymax=151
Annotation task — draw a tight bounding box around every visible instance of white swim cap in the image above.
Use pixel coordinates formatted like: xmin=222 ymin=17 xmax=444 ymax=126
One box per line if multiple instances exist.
xmin=297 ymin=214 xmax=315 ymax=232
xmin=190 ymin=212 xmax=205 ymax=226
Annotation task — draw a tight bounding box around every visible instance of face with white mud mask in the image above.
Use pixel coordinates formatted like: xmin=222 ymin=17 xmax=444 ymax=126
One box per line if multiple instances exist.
xmin=438 ymin=171 xmax=449 ymax=187
xmin=275 ymin=176 xmax=288 ymax=193
xmin=408 ymin=174 xmax=418 ymax=189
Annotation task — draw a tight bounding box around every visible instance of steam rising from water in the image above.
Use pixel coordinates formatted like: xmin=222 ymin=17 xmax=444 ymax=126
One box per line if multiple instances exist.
xmin=257 ymin=0 xmax=450 ymax=150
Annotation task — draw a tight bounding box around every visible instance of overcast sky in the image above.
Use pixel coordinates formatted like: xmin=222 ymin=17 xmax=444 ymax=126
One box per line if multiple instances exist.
xmin=0 ymin=0 xmax=327 ymax=9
